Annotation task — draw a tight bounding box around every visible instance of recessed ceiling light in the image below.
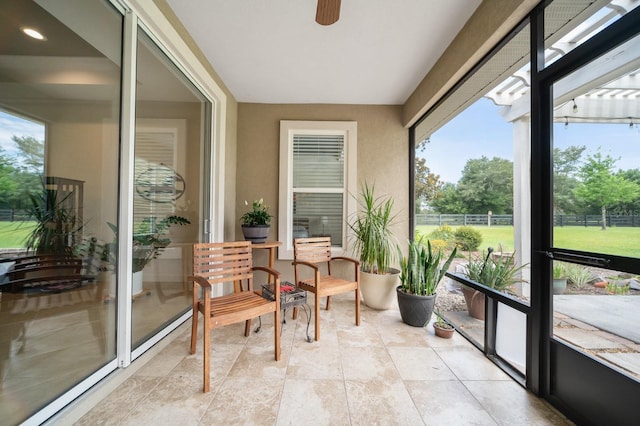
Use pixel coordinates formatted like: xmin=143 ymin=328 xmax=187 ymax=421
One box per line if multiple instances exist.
xmin=21 ymin=27 xmax=46 ymax=41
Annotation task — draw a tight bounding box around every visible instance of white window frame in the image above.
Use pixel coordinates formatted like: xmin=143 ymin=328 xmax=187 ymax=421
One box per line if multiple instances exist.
xmin=278 ymin=120 xmax=357 ymax=260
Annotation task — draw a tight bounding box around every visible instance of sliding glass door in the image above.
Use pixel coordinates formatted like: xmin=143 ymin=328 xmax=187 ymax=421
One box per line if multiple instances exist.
xmin=0 ymin=1 xmax=122 ymax=423
xmin=131 ymin=30 xmax=210 ymax=349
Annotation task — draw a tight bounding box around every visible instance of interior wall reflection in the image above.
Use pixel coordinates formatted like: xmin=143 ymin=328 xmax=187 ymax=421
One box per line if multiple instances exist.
xmin=131 ymin=29 xmax=207 ymax=348
xmin=0 ymin=0 xmax=122 ymax=424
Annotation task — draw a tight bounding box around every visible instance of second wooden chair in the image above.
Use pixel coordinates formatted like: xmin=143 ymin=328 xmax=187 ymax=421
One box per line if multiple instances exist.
xmin=292 ymin=236 xmax=360 ymax=341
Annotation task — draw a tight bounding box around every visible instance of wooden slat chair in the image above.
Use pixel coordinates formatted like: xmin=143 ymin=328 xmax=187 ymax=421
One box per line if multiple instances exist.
xmin=292 ymin=236 xmax=360 ymax=341
xmin=189 ymin=241 xmax=281 ymax=392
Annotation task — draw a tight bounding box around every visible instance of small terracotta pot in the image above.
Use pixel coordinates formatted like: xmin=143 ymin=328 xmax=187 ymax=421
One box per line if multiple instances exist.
xmin=433 ymin=322 xmax=454 ymax=338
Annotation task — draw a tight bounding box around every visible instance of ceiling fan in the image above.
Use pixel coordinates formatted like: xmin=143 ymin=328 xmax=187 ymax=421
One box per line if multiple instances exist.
xmin=316 ymin=0 xmax=341 ymax=26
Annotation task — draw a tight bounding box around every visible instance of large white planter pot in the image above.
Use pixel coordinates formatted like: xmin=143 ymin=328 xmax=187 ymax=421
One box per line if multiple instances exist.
xmin=132 ymin=270 xmax=144 ymax=297
xmin=360 ymin=268 xmax=400 ymax=310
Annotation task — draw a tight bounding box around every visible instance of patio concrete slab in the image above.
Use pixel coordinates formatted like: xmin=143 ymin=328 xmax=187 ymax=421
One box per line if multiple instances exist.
xmin=598 ymin=352 xmax=640 ymax=376
xmin=554 ymin=327 xmax=626 ymax=350
xmin=554 ymin=295 xmax=640 ymax=344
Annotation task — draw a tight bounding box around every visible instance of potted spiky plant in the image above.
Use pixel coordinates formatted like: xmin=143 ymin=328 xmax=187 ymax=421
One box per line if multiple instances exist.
xmin=397 ymin=238 xmax=457 ymax=327
xmin=347 ymin=182 xmax=399 ymax=310
xmin=462 ymin=247 xmax=526 ymax=320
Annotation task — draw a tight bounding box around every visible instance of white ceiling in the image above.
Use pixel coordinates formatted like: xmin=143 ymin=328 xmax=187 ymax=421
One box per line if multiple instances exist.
xmin=166 ymin=0 xmax=482 ymax=105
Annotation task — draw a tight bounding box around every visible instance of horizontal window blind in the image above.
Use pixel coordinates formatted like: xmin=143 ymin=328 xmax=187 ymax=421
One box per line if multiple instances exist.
xmin=293 ymin=134 xmax=344 ymax=188
xmin=293 ymin=192 xmax=343 ymax=244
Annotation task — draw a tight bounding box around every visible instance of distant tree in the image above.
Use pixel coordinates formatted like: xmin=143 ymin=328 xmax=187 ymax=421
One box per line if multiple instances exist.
xmin=12 ymin=135 xmax=44 ymax=174
xmin=430 ymin=182 xmax=467 ymax=214
xmin=415 ymin=157 xmax=443 ymax=213
xmin=0 ymin=136 xmax=45 ymax=210
xmin=553 ymin=145 xmax=585 ymax=215
xmin=611 ymin=168 xmax=640 ymax=215
xmin=0 ymin=147 xmax=19 ymax=209
xmin=456 ymin=156 xmax=513 ymax=214
xmin=574 ymin=152 xmax=640 ymax=230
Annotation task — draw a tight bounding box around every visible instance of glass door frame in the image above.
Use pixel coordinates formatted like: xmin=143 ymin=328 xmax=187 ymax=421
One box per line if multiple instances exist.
xmin=117 ymin=5 xmax=220 ymax=366
xmin=531 ymin=5 xmax=640 ymax=425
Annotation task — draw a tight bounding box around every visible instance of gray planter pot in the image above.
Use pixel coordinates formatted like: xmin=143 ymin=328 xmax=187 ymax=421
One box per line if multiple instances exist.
xmin=241 ymin=225 xmax=270 ymax=244
xmin=553 ymin=278 xmax=567 ymax=294
xmin=396 ymin=286 xmax=436 ymax=327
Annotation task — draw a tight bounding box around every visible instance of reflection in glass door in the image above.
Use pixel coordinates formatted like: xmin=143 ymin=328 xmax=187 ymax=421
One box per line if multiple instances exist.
xmin=131 ymin=30 xmax=210 ymax=348
xmin=546 ymin=21 xmax=640 ymax=424
xmin=0 ymin=1 xmax=122 ymax=423
xmin=551 ymin=35 xmax=640 ymax=380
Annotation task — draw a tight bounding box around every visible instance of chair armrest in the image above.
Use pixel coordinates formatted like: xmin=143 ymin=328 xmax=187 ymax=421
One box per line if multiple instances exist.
xmin=291 ymin=260 xmax=319 ymax=271
xmin=188 ymin=275 xmax=212 ymax=297
xmin=331 ymin=256 xmax=360 ymax=267
xmin=252 ymin=265 xmax=281 ymax=278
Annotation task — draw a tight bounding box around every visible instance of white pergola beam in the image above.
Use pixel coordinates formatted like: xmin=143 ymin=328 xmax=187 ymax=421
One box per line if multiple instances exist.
xmin=500 ymin=35 xmax=640 ymax=123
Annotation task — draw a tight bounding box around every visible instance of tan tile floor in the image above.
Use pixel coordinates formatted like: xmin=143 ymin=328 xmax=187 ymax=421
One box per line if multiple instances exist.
xmin=75 ymin=294 xmax=573 ymax=425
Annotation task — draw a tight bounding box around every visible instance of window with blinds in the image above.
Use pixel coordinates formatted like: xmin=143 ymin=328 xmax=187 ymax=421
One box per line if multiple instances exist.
xmin=292 ymin=134 xmax=345 ymax=244
xmin=279 ymin=121 xmax=357 ymax=259
xmin=134 ymin=128 xmax=177 ymax=224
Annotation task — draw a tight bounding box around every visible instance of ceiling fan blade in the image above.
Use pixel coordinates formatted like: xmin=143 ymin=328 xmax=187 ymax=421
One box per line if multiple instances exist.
xmin=316 ymin=0 xmax=341 ymax=26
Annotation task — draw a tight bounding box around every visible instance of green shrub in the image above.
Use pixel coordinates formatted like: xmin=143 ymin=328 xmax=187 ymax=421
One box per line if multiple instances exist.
xmin=454 ymin=226 xmax=483 ymax=251
xmin=427 ymin=224 xmax=455 ymax=242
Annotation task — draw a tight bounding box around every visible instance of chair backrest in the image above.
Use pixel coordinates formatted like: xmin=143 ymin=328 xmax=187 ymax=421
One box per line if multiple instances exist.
xmin=293 ymin=237 xmax=332 ymax=264
xmin=193 ymin=241 xmax=253 ymax=288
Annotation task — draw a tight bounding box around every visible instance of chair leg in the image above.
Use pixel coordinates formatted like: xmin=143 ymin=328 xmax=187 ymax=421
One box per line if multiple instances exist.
xmin=274 ymin=308 xmax=281 ymax=361
xmin=326 ymin=295 xmax=331 ymax=310
xmin=190 ymin=308 xmax=198 ymax=355
xmin=355 ymin=287 xmax=361 ymax=326
xmin=203 ymin=323 xmax=211 ymax=393
xmin=314 ymin=292 xmax=321 ymax=341
xmin=244 ymin=319 xmax=251 ymax=337
xmin=292 ymin=306 xmax=298 ymax=320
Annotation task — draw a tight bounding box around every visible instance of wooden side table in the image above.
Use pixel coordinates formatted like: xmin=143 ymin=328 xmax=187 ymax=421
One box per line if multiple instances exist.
xmin=251 ymin=240 xmax=282 ymax=269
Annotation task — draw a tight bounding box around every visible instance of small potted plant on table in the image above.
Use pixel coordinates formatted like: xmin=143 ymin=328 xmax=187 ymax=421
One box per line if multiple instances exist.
xmin=240 ymin=198 xmax=272 ymax=244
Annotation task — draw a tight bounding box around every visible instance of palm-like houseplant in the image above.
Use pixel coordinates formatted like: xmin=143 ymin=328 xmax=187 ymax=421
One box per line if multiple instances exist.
xmin=347 ymin=182 xmax=399 ymax=309
xmin=24 ymin=189 xmax=83 ymax=256
xmin=397 ymin=238 xmax=457 ymax=327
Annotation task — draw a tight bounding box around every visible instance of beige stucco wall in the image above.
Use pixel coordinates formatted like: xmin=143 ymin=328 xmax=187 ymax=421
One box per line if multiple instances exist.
xmin=237 ymin=103 xmax=409 ymax=280
xmin=402 ymin=0 xmax=539 ymax=127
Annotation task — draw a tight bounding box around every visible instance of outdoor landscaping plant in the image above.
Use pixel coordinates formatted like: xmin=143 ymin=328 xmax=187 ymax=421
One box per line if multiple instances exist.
xmin=396 ymin=238 xmax=457 ymax=326
xmin=464 ymin=247 xmax=526 ymax=292
xmin=564 ymin=263 xmax=594 ymax=288
xmin=461 ymin=247 xmax=527 ymax=319
xmin=553 ymin=261 xmax=568 ymax=294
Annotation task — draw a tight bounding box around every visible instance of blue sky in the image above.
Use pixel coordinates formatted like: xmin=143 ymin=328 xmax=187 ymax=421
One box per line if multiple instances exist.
xmin=420 ymin=97 xmax=640 ymax=184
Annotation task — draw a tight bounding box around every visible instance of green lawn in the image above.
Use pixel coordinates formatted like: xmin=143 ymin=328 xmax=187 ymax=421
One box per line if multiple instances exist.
xmin=0 ymin=221 xmax=35 ymax=249
xmin=3 ymin=222 xmax=638 ymax=258
xmin=416 ymin=225 xmax=640 ymax=258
